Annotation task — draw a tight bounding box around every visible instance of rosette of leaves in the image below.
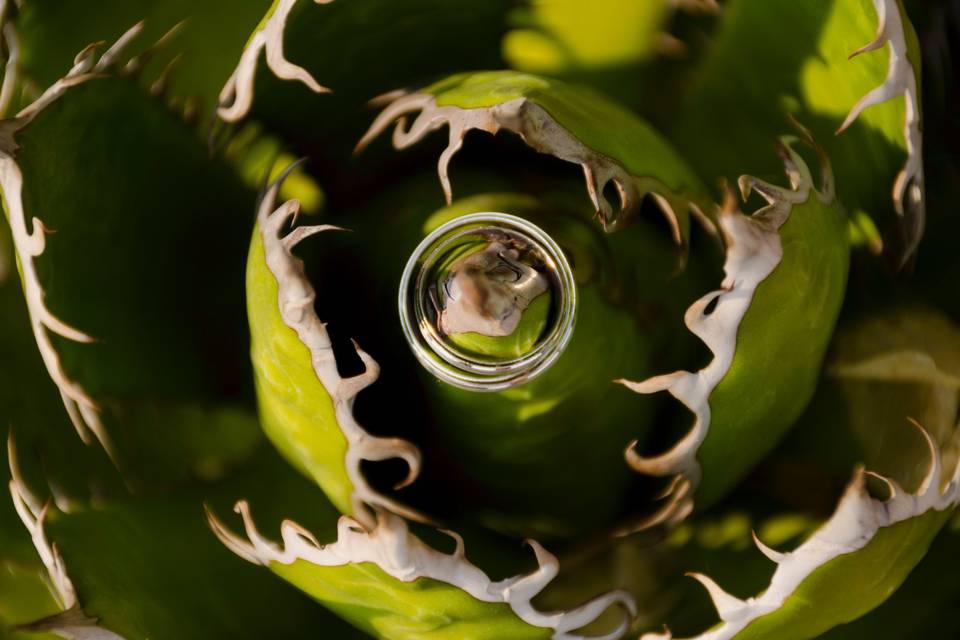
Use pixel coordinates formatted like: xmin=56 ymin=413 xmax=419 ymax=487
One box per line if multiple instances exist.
xmin=0 ymin=1 xmax=957 ymax=639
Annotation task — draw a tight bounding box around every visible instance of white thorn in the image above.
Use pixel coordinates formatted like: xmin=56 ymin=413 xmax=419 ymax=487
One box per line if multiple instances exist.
xmin=0 ymin=21 xmax=21 ymax=116
xmin=70 ymin=42 xmax=103 ymax=76
xmin=687 ymin=572 xmax=745 ymax=621
xmin=437 ymin=125 xmax=465 ymax=205
xmin=751 ymin=530 xmax=787 ymax=563
xmin=908 ymin=417 xmax=942 ymax=495
xmin=837 ymin=81 xmax=901 ymax=134
xmin=849 ymin=35 xmax=886 ymax=59
xmin=94 ymin=21 xmax=144 ymax=72
xmin=650 ymin=191 xmax=683 ymax=246
xmin=438 ymin=529 xmax=466 ymax=559
xmin=7 ymin=433 xmax=43 ymax=517
xmin=354 ymin=93 xmax=430 ymax=154
xmin=281 ymin=518 xmax=323 ymax=548
xmin=204 ymin=505 xmax=261 ymax=564
xmin=582 ymin=163 xmax=603 ymax=214
xmin=849 ymin=0 xmax=888 ymax=60
xmin=502 ymin=540 xmax=557 ymax=601
xmin=282 ymin=223 xmax=341 ymax=252
xmin=864 ymin=470 xmax=900 ymax=500
xmin=337 ymin=340 xmax=380 ymax=399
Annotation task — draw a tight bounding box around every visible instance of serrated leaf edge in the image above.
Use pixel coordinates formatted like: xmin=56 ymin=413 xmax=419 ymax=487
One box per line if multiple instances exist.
xmin=7 ymin=433 xmax=127 ymax=639
xmin=643 ymin=421 xmax=960 ymax=640
xmin=0 ymin=25 xmax=154 ymax=463
xmin=255 ymin=164 xmax=424 ymax=527
xmin=616 ymin=133 xmax=835 ymax=531
xmin=837 ymin=0 xmax=924 ymax=264
xmin=356 ymin=90 xmax=710 ymax=242
xmin=207 ymin=500 xmax=637 ymax=640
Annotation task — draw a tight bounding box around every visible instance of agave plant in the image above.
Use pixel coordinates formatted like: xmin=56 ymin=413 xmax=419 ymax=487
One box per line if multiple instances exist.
xmin=2 ymin=0 xmax=959 ymax=638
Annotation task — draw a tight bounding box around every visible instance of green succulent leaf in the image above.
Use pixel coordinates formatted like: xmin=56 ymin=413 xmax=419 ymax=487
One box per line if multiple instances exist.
xmin=644 ymin=309 xmax=960 ymax=640
xmin=246 ymin=216 xmax=353 ymax=514
xmin=223 ymin=519 xmax=555 ymax=640
xmin=8 ymin=442 xmax=368 ymax=640
xmin=14 ymin=0 xmax=270 ymax=116
xmin=674 ymin=0 xmax=923 ymax=261
xmin=0 ymin=436 xmax=59 ymax=640
xmin=247 ymin=166 xmax=425 ymax=522
xmin=1 ymin=223 xmax=363 ymax=639
xmin=218 ymin=0 xmax=515 ymax=179
xmin=621 ymin=134 xmax=850 ymax=525
xmin=722 ymin=507 xmax=950 ymax=640
xmin=0 ymin=34 xmax=257 ymax=467
xmin=0 ymin=234 xmax=115 ymax=511
xmin=648 ymin=448 xmax=957 ymax=640
xmin=207 ymin=498 xmax=636 ymax=640
xmin=359 ymin=69 xmax=710 ymax=248
xmin=821 ymin=523 xmax=960 ymax=639
xmin=271 ymin=559 xmax=551 ymax=640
